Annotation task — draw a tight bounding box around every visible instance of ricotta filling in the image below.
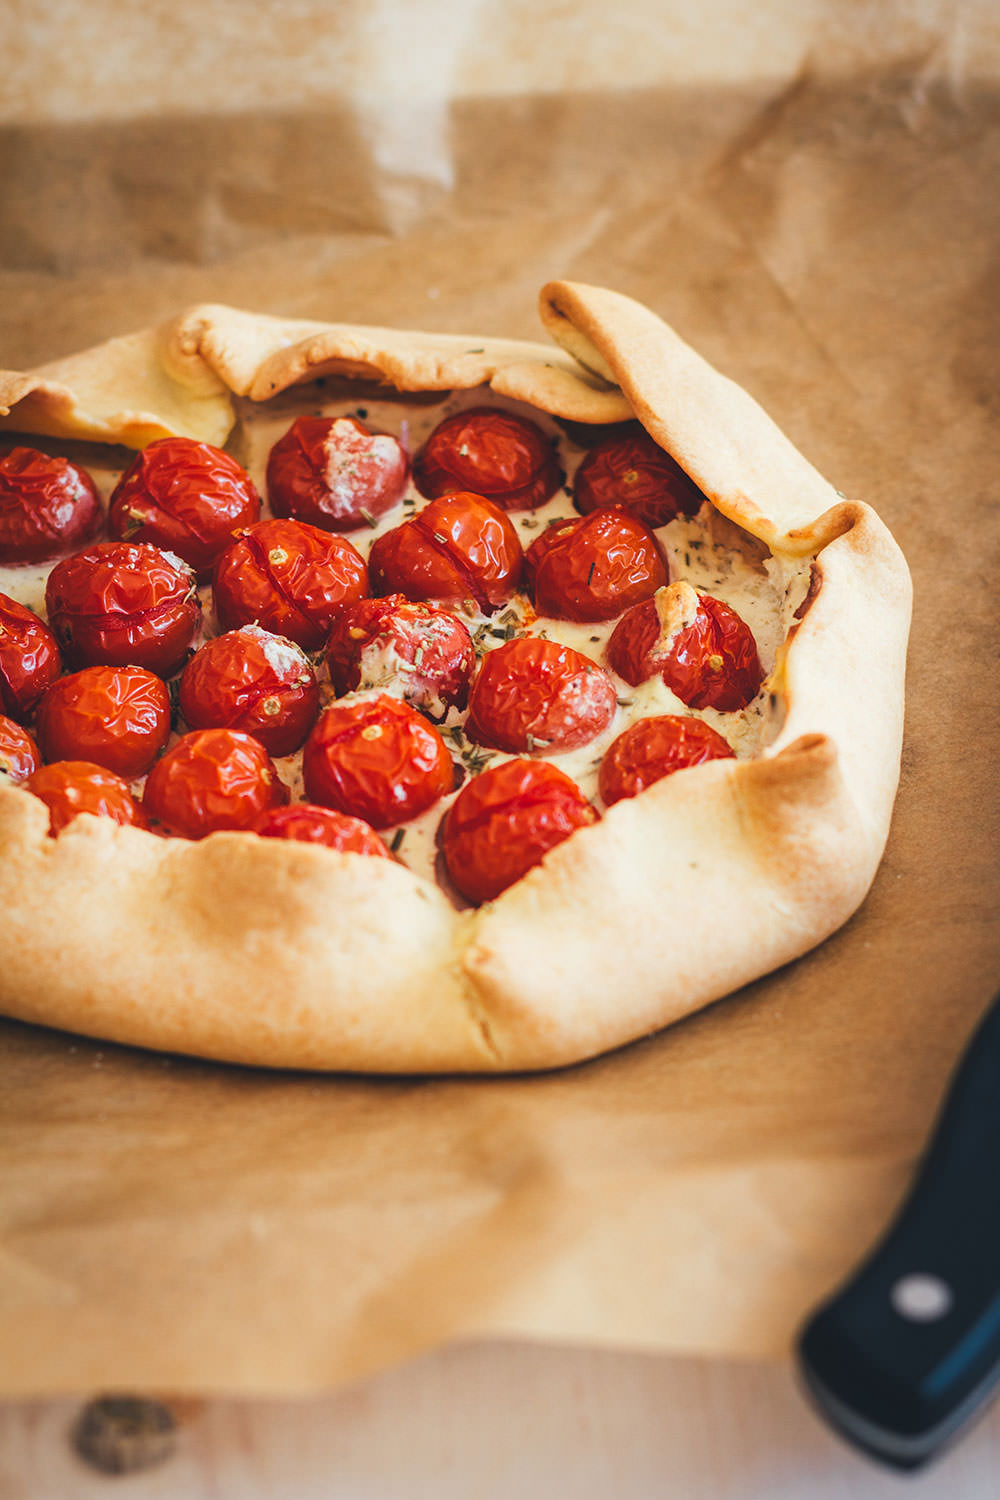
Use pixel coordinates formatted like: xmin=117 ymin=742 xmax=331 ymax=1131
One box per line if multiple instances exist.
xmin=0 ymin=387 xmax=813 ymax=889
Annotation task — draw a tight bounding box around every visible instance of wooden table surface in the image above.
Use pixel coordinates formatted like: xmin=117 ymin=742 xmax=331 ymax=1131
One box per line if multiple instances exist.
xmin=4 ymin=1341 xmax=1000 ymax=1499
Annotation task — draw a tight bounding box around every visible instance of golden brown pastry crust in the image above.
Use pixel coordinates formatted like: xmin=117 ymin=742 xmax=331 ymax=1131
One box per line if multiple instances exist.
xmin=0 ymin=283 xmax=912 ymax=1072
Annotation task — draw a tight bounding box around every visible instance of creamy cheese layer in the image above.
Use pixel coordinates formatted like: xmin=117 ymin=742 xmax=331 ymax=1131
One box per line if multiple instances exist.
xmin=1 ymin=387 xmax=812 ymax=889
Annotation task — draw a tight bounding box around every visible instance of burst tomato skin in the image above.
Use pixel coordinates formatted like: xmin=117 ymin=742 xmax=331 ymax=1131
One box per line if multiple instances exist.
xmin=525 ymin=508 xmax=667 ymax=623
xmin=442 ymin=757 xmax=597 ymax=904
xmin=414 ymin=406 xmax=564 ymax=512
xmin=0 ymin=593 xmax=63 ymax=721
xmin=267 ymin=416 xmax=408 ymax=532
xmin=27 ymin=759 xmax=148 ymax=836
xmin=252 ymin=802 xmax=390 ymax=857
xmin=326 ymin=594 xmax=475 ymax=719
xmin=36 ymin=665 xmax=171 ymax=779
xmin=302 ymin=693 xmax=454 ymax=828
xmin=466 ymin=637 xmax=617 ymax=754
xmin=179 ymin=626 xmax=319 ymax=757
xmin=0 ymin=714 xmax=40 ymax=784
xmin=143 ymin=728 xmax=288 ymax=839
xmin=45 ymin=541 xmax=200 ymax=677
xmin=108 ymin=438 xmax=260 ymax=579
xmin=213 ymin=518 xmax=369 ymax=652
xmin=0 ymin=447 xmax=102 ymax=564
xmin=598 ymin=714 xmax=734 ymax=805
xmin=368 ymin=492 xmax=522 ymax=615
xmin=574 ymin=427 xmax=705 ymax=527
xmin=607 ymin=590 xmax=763 ymax=711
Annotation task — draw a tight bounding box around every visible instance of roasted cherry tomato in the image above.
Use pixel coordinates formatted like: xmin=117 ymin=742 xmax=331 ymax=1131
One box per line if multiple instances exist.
xmin=326 ymin=593 xmax=475 ymax=720
xmin=369 ymin=492 xmax=522 ymax=615
xmin=267 ymin=416 xmax=408 ymax=532
xmin=108 ymin=438 xmax=260 ymax=578
xmin=0 ymin=714 xmax=40 ymax=784
xmin=27 ymin=759 xmax=147 ymax=836
xmin=606 ymin=584 xmax=763 ymax=711
xmin=598 ymin=714 xmax=734 ymax=805
xmin=36 ymin=665 xmax=171 ymax=779
xmin=213 ymin=518 xmax=369 ymax=652
xmin=414 ymin=406 xmax=564 ymax=512
xmin=179 ymin=626 xmax=319 ymax=757
xmin=252 ymin=802 xmax=390 ymax=857
xmin=525 ymin=508 xmax=667 ymax=623
xmin=0 ymin=593 xmax=62 ymax=721
xmin=442 ymin=757 xmax=597 ymax=905
xmin=143 ymin=728 xmax=288 ymax=839
xmin=45 ymin=541 xmax=200 ymax=677
xmin=302 ymin=693 xmax=454 ymax=828
xmin=0 ymin=447 xmax=102 ymax=564
xmin=574 ymin=426 xmax=705 ymax=527
xmin=466 ymin=637 xmax=616 ymax=754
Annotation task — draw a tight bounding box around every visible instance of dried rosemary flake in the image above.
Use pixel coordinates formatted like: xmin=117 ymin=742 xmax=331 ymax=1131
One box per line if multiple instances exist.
xmin=390 ymin=828 xmax=406 ymax=853
xmin=360 ymin=508 xmax=378 ymax=529
xmin=587 ymin=561 xmax=596 ymax=585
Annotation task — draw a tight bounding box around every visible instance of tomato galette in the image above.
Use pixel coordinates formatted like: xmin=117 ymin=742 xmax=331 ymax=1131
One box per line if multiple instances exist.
xmin=0 ymin=283 xmax=911 ymax=1071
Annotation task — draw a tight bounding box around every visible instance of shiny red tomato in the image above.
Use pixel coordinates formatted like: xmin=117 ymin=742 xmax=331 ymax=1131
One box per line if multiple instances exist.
xmin=598 ymin=714 xmax=734 ymax=805
xmin=108 ymin=438 xmax=260 ymax=578
xmin=302 ymin=693 xmax=454 ymax=828
xmin=414 ymin=406 xmax=564 ymax=511
xmin=368 ymin=492 xmax=522 ymax=614
xmin=0 ymin=593 xmax=62 ymax=721
xmin=442 ymin=757 xmax=597 ymax=904
xmin=267 ymin=416 xmax=408 ymax=532
xmin=252 ymin=802 xmax=390 ymax=857
xmin=213 ymin=518 xmax=369 ymax=652
xmin=606 ymin=588 xmax=763 ymax=711
xmin=525 ymin=508 xmax=667 ymax=622
xmin=179 ymin=626 xmax=319 ymax=757
xmin=45 ymin=541 xmax=200 ymax=677
xmin=466 ymin=637 xmax=616 ymax=754
xmin=143 ymin=728 xmax=288 ymax=838
xmin=0 ymin=447 xmax=102 ymax=564
xmin=27 ymin=759 xmax=147 ymax=836
xmin=326 ymin=594 xmax=475 ymax=720
xmin=0 ymin=714 xmax=40 ymax=784
xmin=36 ymin=665 xmax=171 ymax=779
xmin=574 ymin=426 xmax=705 ymax=526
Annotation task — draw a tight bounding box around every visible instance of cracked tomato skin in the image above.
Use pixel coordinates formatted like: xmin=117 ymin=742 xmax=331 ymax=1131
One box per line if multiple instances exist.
xmin=573 ymin=426 xmax=706 ymax=527
xmin=413 ymin=406 xmax=564 ymax=512
xmin=179 ymin=626 xmax=319 ymax=757
xmin=0 ymin=593 xmax=63 ymax=721
xmin=607 ymin=591 xmax=763 ymax=711
xmin=45 ymin=541 xmax=200 ymax=677
xmin=143 ymin=728 xmax=288 ymax=839
xmin=27 ymin=759 xmax=148 ymax=836
xmin=326 ymin=593 xmax=475 ymax=719
xmin=252 ymin=802 xmax=390 ymax=857
xmin=368 ymin=492 xmax=522 ymax=615
xmin=598 ymin=714 xmax=734 ymax=805
xmin=0 ymin=447 xmax=102 ymax=565
xmin=267 ymin=416 xmax=408 ymax=532
xmin=442 ymin=757 xmax=597 ymax=905
xmin=108 ymin=438 xmax=260 ymax=579
xmin=36 ymin=665 xmax=171 ymax=779
xmin=466 ymin=637 xmax=616 ymax=754
xmin=302 ymin=693 xmax=454 ymax=829
xmin=213 ymin=517 xmax=369 ymax=652
xmin=0 ymin=714 xmax=40 ymax=784
xmin=525 ymin=507 xmax=667 ymax=623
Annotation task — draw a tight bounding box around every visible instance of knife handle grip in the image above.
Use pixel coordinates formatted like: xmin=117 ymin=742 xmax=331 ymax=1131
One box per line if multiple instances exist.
xmin=798 ymin=990 xmax=1000 ymax=1468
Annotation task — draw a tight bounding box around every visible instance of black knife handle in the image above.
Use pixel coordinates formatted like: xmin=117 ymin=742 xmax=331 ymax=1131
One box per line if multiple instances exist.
xmin=797 ymin=989 xmax=1000 ymax=1470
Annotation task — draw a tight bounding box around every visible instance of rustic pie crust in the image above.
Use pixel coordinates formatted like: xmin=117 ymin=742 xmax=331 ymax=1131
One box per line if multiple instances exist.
xmin=0 ymin=282 xmax=912 ymax=1072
